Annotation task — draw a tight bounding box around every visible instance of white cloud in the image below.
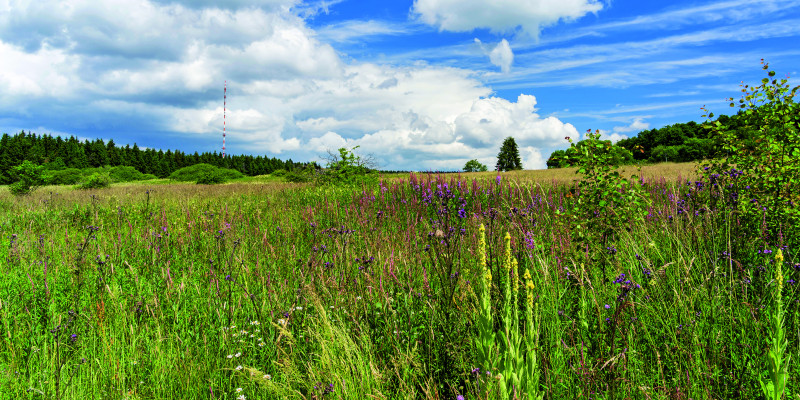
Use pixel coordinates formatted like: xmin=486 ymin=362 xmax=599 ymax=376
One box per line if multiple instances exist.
xmin=412 ymin=0 xmax=603 ymax=36
xmin=613 ymin=117 xmax=649 ymax=133
xmin=489 ymin=39 xmax=514 ymax=73
xmin=0 ymin=0 xmax=579 ymax=170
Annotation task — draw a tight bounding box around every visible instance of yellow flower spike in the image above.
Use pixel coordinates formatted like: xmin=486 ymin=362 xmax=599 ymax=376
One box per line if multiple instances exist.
xmin=478 ymin=224 xmax=487 ymax=269
xmin=512 ymin=258 xmax=519 ymax=292
xmin=503 ymin=232 xmax=512 ymax=270
xmin=776 ymin=248 xmax=784 ymax=295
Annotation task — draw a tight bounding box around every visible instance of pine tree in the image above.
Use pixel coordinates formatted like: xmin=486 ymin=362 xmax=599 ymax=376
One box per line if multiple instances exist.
xmin=495 ymin=136 xmax=523 ymax=171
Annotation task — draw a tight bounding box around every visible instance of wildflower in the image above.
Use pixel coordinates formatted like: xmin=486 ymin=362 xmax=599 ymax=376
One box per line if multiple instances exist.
xmin=235 ymin=365 xmax=243 ymax=371
xmin=457 ymin=396 xmax=465 ymax=400
xmin=236 ymin=388 xmax=243 ymax=393
xmin=263 ymin=374 xmax=271 ymax=380
xmin=235 ymin=352 xmax=241 ymax=358
xmin=226 ymin=354 xmax=233 ymax=359
xmin=237 ymin=395 xmax=246 ymax=400
xmin=258 ymin=342 xmax=265 ymax=347
xmin=295 ymin=306 xmax=303 ymax=311
xmin=278 ymin=319 xmax=286 ymax=325
xmin=604 ymin=304 xmax=611 ymax=309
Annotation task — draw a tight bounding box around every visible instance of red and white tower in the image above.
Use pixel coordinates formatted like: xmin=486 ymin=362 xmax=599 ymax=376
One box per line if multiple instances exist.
xmin=222 ymin=81 xmax=227 ymax=158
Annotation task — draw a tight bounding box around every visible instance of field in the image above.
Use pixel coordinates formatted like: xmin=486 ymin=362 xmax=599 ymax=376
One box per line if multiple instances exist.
xmin=0 ymin=161 xmax=797 ymax=399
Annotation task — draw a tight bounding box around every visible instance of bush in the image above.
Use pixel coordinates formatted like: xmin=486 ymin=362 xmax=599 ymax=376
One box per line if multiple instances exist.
xmin=316 ymin=147 xmax=377 ymax=186
xmin=701 ymin=61 xmax=800 ymax=248
xmin=76 ymin=173 xmax=111 ymax=190
xmin=168 ymin=164 xmax=243 ymax=182
xmin=196 ymin=171 xmax=227 ymax=185
xmin=108 ymin=166 xmax=153 ymax=183
xmin=8 ymin=161 xmax=45 ymax=196
xmin=271 ymin=169 xmax=287 ymax=177
xmin=45 ymin=168 xmax=84 ymax=185
xmin=284 ymin=171 xmax=311 ymax=183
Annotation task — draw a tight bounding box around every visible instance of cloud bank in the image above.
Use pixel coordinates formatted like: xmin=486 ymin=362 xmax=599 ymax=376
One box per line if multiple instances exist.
xmin=0 ymin=0 xmax=581 ymax=170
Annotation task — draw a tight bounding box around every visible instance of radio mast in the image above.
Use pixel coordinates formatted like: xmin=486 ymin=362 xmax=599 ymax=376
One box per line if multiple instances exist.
xmin=222 ymin=81 xmax=227 ymax=158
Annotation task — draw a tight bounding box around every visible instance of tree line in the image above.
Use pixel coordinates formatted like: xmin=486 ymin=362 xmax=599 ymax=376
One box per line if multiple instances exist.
xmin=0 ymin=131 xmax=306 ymax=185
xmin=546 ymin=110 xmax=774 ymax=168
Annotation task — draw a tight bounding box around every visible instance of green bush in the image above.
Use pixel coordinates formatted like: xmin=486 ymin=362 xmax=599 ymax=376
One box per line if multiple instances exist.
xmin=108 ymin=165 xmax=153 ymax=182
xmin=76 ymin=173 xmax=111 ymax=190
xmin=701 ymin=60 xmax=800 ymax=248
xmin=196 ymin=171 xmax=227 ymax=185
xmin=168 ymin=164 xmax=243 ymax=182
xmin=271 ymin=169 xmax=288 ymax=177
xmin=8 ymin=161 xmax=45 ymax=196
xmin=284 ymin=170 xmax=311 ymax=183
xmin=45 ymin=168 xmax=84 ymax=185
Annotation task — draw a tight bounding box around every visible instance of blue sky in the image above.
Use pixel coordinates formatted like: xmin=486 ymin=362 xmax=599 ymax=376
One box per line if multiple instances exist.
xmin=1 ymin=0 xmax=798 ymax=170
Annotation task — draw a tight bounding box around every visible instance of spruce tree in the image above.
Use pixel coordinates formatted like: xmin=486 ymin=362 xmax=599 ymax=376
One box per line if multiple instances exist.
xmin=495 ymin=136 xmax=523 ymax=171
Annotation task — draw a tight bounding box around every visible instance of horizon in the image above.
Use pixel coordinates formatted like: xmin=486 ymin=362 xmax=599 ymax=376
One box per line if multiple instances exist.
xmin=1 ymin=0 xmax=798 ymax=170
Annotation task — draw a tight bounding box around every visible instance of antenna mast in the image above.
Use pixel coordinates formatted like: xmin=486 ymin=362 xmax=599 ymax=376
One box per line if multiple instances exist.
xmin=222 ymin=81 xmax=227 ymax=158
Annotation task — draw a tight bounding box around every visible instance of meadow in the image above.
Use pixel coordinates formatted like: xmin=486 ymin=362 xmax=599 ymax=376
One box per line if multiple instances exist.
xmin=0 ymin=157 xmax=797 ymax=400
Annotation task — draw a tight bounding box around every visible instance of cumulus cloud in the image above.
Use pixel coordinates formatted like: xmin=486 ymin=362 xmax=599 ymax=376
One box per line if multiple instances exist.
xmin=412 ymin=0 xmax=603 ymax=37
xmin=0 ymin=0 xmax=577 ymax=170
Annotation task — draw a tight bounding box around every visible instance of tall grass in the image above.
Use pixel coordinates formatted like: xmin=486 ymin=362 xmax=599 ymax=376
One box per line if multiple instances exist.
xmin=0 ymin=169 xmax=796 ymax=399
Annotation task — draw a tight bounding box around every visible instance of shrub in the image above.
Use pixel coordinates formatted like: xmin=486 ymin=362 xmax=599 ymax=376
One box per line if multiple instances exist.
xmin=168 ymin=164 xmax=243 ymax=182
xmin=271 ymin=169 xmax=287 ymax=177
xmin=108 ymin=165 xmax=152 ymax=182
xmin=196 ymin=171 xmax=227 ymax=185
xmin=701 ymin=60 xmax=800 ymax=248
xmin=8 ymin=161 xmax=45 ymax=196
xmin=316 ymin=147 xmax=377 ymax=186
xmin=76 ymin=173 xmax=111 ymax=190
xmin=45 ymin=168 xmax=83 ymax=185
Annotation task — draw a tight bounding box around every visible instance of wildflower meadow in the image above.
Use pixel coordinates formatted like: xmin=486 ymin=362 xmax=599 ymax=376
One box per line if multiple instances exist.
xmin=1 ymin=65 xmax=798 ymax=399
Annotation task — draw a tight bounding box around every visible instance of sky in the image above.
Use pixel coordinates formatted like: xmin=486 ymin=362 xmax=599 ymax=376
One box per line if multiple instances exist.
xmin=1 ymin=0 xmax=799 ymax=170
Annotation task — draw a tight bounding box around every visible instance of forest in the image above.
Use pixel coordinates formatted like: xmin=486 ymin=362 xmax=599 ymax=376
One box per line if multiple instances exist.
xmin=546 ymin=111 xmax=764 ymax=168
xmin=0 ymin=132 xmax=305 ymax=185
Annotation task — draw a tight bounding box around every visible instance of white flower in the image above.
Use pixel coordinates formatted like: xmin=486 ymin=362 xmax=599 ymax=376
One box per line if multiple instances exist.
xmin=236 ymin=388 xmax=243 ymax=393
xmin=237 ymin=395 xmax=246 ymax=400
xmin=295 ymin=306 xmax=303 ymax=311
xmin=249 ymin=334 xmax=254 ymax=338
xmin=235 ymin=352 xmax=241 ymax=358
xmin=235 ymin=365 xmax=243 ymax=371
xmin=356 ymin=296 xmax=362 ymax=300
xmin=258 ymin=342 xmax=265 ymax=347
xmin=226 ymin=354 xmax=233 ymax=359
xmin=329 ymin=306 xmax=334 ymax=309
xmin=250 ymin=320 xmax=260 ymax=326
xmin=278 ymin=319 xmax=286 ymax=325
xmin=263 ymin=374 xmax=271 ymax=380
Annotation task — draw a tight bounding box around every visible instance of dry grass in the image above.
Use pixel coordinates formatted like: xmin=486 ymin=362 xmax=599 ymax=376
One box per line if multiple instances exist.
xmin=379 ymin=161 xmax=700 ymax=185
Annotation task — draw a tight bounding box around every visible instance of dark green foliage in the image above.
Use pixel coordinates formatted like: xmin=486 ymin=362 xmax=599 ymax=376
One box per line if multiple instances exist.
xmin=284 ymin=170 xmax=311 ymax=183
xmin=8 ymin=160 xmax=45 ymax=196
xmin=76 ymin=173 xmax=111 ymax=190
xmin=547 ymin=139 xmax=634 ymax=168
xmin=463 ymin=159 xmax=488 ymax=172
xmin=45 ymin=168 xmax=84 ymax=185
xmin=0 ymin=131 xmax=304 ymax=184
xmin=496 ymin=137 xmax=522 ymax=171
xmin=195 ymin=171 xmax=228 ymax=185
xmin=168 ymin=163 xmax=244 ymax=182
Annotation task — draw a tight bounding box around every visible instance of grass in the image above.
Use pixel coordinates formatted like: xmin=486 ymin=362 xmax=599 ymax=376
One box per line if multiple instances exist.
xmin=0 ymin=161 xmax=796 ymax=399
